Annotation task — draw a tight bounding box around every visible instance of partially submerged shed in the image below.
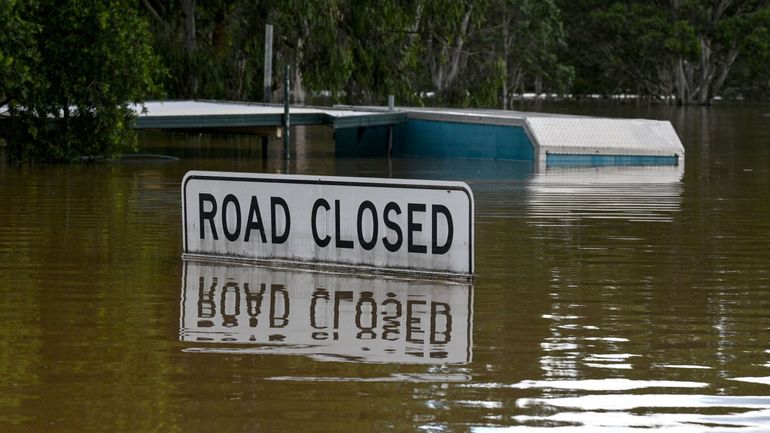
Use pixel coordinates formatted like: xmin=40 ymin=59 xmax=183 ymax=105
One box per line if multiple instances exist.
xmin=130 ymin=100 xmax=685 ymax=168
xmin=334 ymin=106 xmax=684 ymax=168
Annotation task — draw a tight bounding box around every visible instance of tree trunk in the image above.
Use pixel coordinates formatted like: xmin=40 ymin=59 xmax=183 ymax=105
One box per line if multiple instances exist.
xmin=698 ymin=37 xmax=711 ymax=105
xmin=142 ymin=0 xmax=164 ymax=25
xmin=401 ymin=2 xmax=423 ymax=74
xmin=510 ymin=68 xmax=523 ymax=97
xmin=428 ymin=36 xmax=445 ymax=94
xmin=181 ymin=0 xmax=198 ymax=96
xmin=293 ymin=63 xmax=305 ymax=104
xmin=502 ymin=70 xmax=508 ymax=110
xmin=428 ymin=4 xmax=473 ymax=99
xmin=61 ymin=99 xmax=70 ymax=157
xmin=712 ymin=44 xmax=739 ymax=99
xmin=292 ymin=20 xmax=310 ymax=105
xmin=674 ymin=57 xmax=689 ymax=105
xmin=502 ymin=5 xmax=509 ymax=110
xmin=445 ymin=6 xmax=473 ymax=88
xmin=232 ymin=57 xmax=246 ymax=100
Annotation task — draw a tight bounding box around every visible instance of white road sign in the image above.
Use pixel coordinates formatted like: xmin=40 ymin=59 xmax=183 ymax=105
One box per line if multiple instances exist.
xmin=182 ymin=171 xmax=474 ymax=278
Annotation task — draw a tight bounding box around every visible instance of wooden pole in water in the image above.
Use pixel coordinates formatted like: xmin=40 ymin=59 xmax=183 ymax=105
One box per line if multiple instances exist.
xmin=263 ymin=24 xmax=273 ymax=103
xmin=261 ymin=135 xmax=268 ymax=160
xmin=283 ymin=64 xmax=290 ymax=160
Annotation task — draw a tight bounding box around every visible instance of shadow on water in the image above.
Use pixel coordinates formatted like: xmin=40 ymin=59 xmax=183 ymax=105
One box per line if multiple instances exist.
xmin=119 ymin=153 xmax=180 ymax=162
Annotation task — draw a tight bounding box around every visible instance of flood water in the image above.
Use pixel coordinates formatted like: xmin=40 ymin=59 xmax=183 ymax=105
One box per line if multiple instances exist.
xmin=1 ymin=103 xmax=769 ymax=432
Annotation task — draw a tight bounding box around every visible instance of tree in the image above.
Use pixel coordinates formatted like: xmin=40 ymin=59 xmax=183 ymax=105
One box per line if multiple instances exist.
xmin=333 ymin=0 xmax=424 ymax=104
xmin=141 ymin=0 xmax=261 ymax=100
xmin=588 ymin=2 xmax=698 ymax=102
xmin=564 ymin=0 xmax=770 ymax=104
xmin=4 ymin=0 xmax=162 ymax=163
xmin=486 ymin=0 xmax=573 ymax=108
xmin=668 ymin=0 xmax=770 ymax=104
xmin=417 ymin=0 xmax=487 ymax=104
xmin=725 ymin=6 xmax=770 ymax=97
xmin=269 ymin=0 xmax=344 ymax=104
xmin=0 ymin=0 xmax=40 ymax=107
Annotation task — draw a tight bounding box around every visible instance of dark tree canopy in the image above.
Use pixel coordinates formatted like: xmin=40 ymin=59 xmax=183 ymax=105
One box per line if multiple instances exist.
xmin=2 ymin=0 xmax=161 ymax=163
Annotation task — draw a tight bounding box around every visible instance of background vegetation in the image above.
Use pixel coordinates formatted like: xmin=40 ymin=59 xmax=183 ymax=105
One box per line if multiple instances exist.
xmin=138 ymin=0 xmax=770 ymax=106
xmin=1 ymin=0 xmax=161 ymax=162
xmin=2 ymin=0 xmax=770 ymax=162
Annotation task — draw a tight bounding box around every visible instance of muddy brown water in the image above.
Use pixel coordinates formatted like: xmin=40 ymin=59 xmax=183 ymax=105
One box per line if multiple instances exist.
xmin=1 ymin=103 xmax=770 ymax=432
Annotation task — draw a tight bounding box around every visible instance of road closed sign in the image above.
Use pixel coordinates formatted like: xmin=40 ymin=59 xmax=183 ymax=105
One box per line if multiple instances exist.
xmin=182 ymin=171 xmax=474 ymax=279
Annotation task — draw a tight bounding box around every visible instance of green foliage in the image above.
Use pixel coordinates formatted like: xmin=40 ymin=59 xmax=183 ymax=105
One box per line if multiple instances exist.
xmin=0 ymin=0 xmax=40 ymax=104
xmin=4 ymin=0 xmax=162 ymax=163
xmin=5 ymin=0 xmax=770 ymax=164
xmin=138 ymin=0 xmax=575 ymax=107
xmin=503 ymin=0 xmax=573 ymax=95
xmin=723 ymin=5 xmax=770 ymax=97
xmin=331 ymin=0 xmax=425 ymax=104
xmin=562 ymin=0 xmax=770 ymax=103
xmin=587 ymin=2 xmax=690 ymax=96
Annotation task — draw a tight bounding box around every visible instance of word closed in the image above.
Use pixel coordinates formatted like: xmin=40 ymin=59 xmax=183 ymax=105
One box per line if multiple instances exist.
xmin=182 ymin=171 xmax=474 ymax=277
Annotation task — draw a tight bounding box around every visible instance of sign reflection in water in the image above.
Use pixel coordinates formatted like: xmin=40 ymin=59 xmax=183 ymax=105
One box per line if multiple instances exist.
xmin=179 ymin=261 xmax=473 ymax=363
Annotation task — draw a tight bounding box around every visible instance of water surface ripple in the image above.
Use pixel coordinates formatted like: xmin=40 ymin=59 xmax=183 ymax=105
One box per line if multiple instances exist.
xmin=1 ymin=106 xmax=770 ymax=432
